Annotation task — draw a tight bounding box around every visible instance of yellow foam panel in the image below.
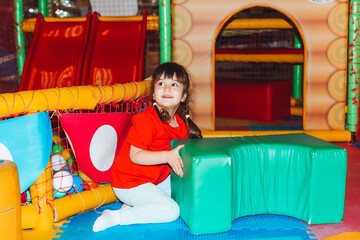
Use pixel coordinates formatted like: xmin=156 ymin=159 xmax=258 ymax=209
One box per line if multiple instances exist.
xmin=0 ymin=160 xmax=22 ymax=240
xmin=21 ymin=204 xmax=39 ymax=229
xmin=323 ymin=232 xmax=360 ymax=240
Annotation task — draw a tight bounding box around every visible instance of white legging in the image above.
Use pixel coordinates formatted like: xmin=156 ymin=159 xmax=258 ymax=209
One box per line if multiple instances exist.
xmin=111 ymin=176 xmax=180 ymax=225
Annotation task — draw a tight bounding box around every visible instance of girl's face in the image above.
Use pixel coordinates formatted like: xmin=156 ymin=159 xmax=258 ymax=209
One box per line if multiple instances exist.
xmin=153 ymin=73 xmax=187 ymax=113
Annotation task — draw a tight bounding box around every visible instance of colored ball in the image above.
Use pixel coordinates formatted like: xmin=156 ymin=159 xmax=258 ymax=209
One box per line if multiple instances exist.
xmin=51 ymin=154 xmax=67 ymax=172
xmin=68 ymin=175 xmax=84 ymax=194
xmin=52 ymin=144 xmax=64 ymax=154
xmin=54 ymin=190 xmax=66 ymax=199
xmin=83 ymin=181 xmax=100 ymax=190
xmin=60 ymin=140 xmax=68 ymax=149
xmin=52 ymin=135 xmax=60 ymax=144
xmin=20 ymin=192 xmax=27 ymax=204
xmin=78 ymin=170 xmax=93 ymax=182
xmin=70 ymin=157 xmax=78 ymax=171
xmin=61 ymin=149 xmax=71 ymax=160
xmin=26 ymin=190 xmax=31 ymax=202
xmin=53 ymin=170 xmax=73 ymax=192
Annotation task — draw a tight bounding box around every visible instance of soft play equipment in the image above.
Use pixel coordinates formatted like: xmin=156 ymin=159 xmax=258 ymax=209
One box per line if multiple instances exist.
xmin=59 ymin=112 xmax=134 ymax=183
xmin=172 ymin=0 xmax=348 ymax=131
xmin=215 ymin=79 xmax=291 ymax=121
xmin=0 ymin=81 xmax=150 ymax=117
xmin=18 ymin=10 xmax=147 ymax=90
xmin=18 ymin=13 xmax=92 ymax=90
xmin=80 ymin=11 xmax=147 ymax=86
xmin=26 ymin=161 xmax=54 ymax=232
xmin=0 ymin=160 xmax=22 ymax=240
xmin=171 ymin=133 xmax=347 ymax=234
xmin=53 ymin=184 xmax=117 ymax=222
xmin=0 ymin=111 xmax=52 ymax=193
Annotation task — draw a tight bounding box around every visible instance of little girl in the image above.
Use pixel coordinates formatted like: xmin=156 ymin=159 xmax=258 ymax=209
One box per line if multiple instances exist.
xmin=93 ymin=62 xmax=202 ymax=232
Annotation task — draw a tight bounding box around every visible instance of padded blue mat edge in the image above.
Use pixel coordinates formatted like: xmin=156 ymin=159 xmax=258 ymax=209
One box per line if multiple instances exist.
xmin=55 ymin=202 xmax=316 ymax=240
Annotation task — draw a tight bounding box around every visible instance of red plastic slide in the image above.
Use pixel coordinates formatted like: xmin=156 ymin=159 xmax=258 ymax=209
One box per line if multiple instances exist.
xmin=80 ymin=12 xmax=147 ymax=86
xmin=19 ymin=13 xmax=92 ymax=91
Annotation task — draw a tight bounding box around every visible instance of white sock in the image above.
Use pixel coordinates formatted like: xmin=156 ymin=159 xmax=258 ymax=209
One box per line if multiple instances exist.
xmin=93 ymin=209 xmax=119 ymax=232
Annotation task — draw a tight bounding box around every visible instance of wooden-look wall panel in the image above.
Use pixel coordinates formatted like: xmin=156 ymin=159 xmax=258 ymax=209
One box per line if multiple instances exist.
xmin=173 ymin=0 xmax=348 ymax=130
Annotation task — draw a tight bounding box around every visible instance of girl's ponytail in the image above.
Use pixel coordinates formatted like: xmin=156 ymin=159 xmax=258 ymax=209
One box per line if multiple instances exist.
xmin=177 ymin=102 xmax=202 ymax=139
xmin=153 ymin=101 xmax=202 ymax=139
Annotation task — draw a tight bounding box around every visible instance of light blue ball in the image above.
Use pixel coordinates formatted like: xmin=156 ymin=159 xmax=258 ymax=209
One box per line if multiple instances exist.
xmin=68 ymin=175 xmax=84 ymax=194
xmin=54 ymin=190 xmax=66 ymax=199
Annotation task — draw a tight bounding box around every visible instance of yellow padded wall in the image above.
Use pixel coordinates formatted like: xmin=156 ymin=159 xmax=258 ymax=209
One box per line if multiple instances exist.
xmin=0 ymin=160 xmax=22 ymax=240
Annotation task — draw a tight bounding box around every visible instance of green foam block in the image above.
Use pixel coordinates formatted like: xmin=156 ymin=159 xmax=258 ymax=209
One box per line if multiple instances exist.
xmin=171 ymin=133 xmax=347 ymax=235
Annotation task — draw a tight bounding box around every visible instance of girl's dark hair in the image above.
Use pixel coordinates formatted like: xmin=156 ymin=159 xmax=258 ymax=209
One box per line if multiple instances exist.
xmin=149 ymin=62 xmax=202 ymax=139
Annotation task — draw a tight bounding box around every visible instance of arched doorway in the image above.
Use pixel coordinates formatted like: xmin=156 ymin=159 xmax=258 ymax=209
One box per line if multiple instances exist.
xmin=172 ymin=0 xmax=347 ymax=131
xmin=214 ymin=6 xmax=304 ymax=131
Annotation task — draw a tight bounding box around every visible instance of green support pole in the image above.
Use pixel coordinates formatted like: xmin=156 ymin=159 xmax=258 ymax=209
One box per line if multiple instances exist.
xmin=159 ymin=0 xmax=172 ymax=63
xmin=39 ymin=0 xmax=48 ymax=17
xmin=14 ymin=0 xmax=25 ymax=84
xmin=347 ymin=0 xmax=360 ymax=132
xmin=293 ymin=35 xmax=302 ymax=100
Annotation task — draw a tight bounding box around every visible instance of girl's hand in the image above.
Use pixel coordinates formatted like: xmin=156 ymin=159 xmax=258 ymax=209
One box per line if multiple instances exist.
xmin=167 ymin=144 xmax=184 ymax=177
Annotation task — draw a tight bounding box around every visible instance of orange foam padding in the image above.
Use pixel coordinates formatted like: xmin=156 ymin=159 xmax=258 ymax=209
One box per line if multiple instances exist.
xmin=0 ymin=160 xmax=21 ymax=240
xmin=216 ymin=49 xmax=304 ymax=55
xmin=323 ymin=232 xmax=360 ymax=240
xmin=201 ymin=130 xmax=352 ymax=142
xmin=19 ymin=12 xmax=92 ymax=91
xmin=80 ymin=11 xmax=147 ymax=86
xmin=53 ymin=184 xmax=117 ymax=222
xmin=215 ymin=79 xmax=291 ymax=121
xmin=215 ymin=49 xmax=304 ymax=63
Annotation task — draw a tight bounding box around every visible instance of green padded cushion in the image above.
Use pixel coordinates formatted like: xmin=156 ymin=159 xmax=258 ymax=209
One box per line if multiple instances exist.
xmin=171 ymin=133 xmax=347 ymax=234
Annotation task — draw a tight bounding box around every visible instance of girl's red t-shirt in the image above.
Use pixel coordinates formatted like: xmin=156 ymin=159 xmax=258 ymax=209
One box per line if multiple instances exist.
xmin=111 ymin=106 xmax=188 ymax=189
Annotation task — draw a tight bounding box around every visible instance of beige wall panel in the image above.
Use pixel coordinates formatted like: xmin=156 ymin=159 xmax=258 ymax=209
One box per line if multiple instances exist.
xmin=327 ymin=38 xmax=348 ymax=69
xmin=173 ymin=6 xmax=192 ymax=38
xmin=328 ymin=70 xmax=347 ymax=101
xmin=327 ymin=102 xmax=346 ymax=130
xmin=306 ymin=114 xmax=331 ymax=130
xmin=172 ymin=39 xmax=193 ymax=67
xmin=173 ymin=0 xmax=347 ymax=130
xmin=306 ymin=54 xmax=338 ymax=81
xmin=328 ymin=3 xmax=348 ymax=37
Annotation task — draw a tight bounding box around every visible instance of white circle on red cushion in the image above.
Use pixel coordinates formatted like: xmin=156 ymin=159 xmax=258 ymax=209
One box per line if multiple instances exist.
xmin=89 ymin=125 xmax=117 ymax=172
xmin=0 ymin=142 xmax=13 ymax=161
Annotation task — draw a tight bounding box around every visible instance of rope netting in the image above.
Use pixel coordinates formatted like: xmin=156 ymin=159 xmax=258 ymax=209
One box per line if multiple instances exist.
xmin=19 ymin=99 xmax=148 ymax=227
xmin=48 ymin=98 xmax=147 ymax=194
xmin=0 ymin=0 xmax=18 ymax=93
xmin=0 ymin=80 xmax=150 ymax=228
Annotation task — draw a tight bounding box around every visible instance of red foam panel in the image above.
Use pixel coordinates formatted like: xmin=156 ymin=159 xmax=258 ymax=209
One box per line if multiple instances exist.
xmin=215 ymin=79 xmax=291 ymax=121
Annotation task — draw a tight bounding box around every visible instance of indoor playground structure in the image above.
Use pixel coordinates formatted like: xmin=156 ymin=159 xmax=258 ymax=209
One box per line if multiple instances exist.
xmin=0 ymin=0 xmax=360 ymax=240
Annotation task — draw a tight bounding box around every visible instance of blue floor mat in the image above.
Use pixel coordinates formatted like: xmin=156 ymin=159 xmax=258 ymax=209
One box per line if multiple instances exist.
xmin=55 ymin=202 xmax=316 ymax=240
